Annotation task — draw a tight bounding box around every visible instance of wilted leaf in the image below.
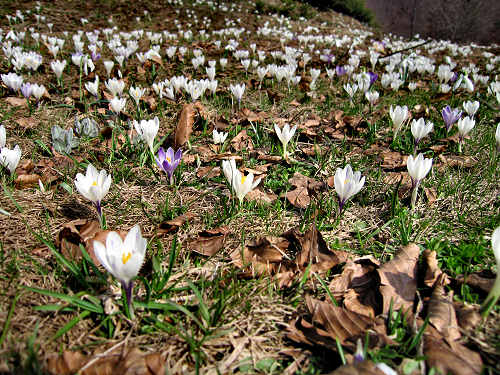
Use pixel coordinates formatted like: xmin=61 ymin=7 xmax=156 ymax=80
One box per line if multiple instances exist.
xmin=55 ymin=219 xmax=104 ymax=265
xmin=175 ymin=103 xmax=196 ymax=147
xmin=158 ymin=212 xmax=196 ymax=235
xmin=424 ymin=337 xmax=482 ymax=375
xmin=427 ymin=274 xmax=461 ymax=341
xmin=422 ymin=249 xmax=448 ymax=288
xmin=232 ymin=235 xmax=289 ymax=275
xmin=377 ymin=243 xmax=420 ymax=315
xmin=47 ymin=347 xmax=166 ymax=375
xmin=4 ymin=97 xmax=27 ymax=107
xmin=188 ymin=226 xmax=229 ymax=256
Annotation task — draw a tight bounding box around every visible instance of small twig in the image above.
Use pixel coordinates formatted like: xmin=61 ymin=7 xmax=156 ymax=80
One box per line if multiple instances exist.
xmin=380 ymin=40 xmax=432 ymax=60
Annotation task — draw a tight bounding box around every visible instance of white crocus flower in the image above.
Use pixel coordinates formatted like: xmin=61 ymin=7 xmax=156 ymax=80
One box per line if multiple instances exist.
xmin=274 ymin=123 xmax=297 ymax=159
xmin=1 ymin=72 xmax=23 ymax=91
xmin=0 ymin=124 xmax=6 ymax=149
xmin=457 ymin=116 xmax=475 ymax=152
xmin=212 ymin=128 xmax=228 ymax=145
xmin=365 ymin=90 xmax=379 ymax=106
xmin=229 ymin=83 xmax=245 ymax=107
xmin=129 ymin=86 xmax=146 ymax=106
xmin=389 ymin=105 xmax=409 ymax=139
xmin=406 ymin=153 xmax=432 ymax=208
xmin=109 ymin=96 xmax=126 ymax=114
xmin=410 ymin=118 xmax=433 ymax=147
xmin=0 ymin=144 xmax=21 ymax=174
xmin=74 ymin=163 xmax=111 ymax=218
xmin=51 ymin=60 xmax=67 ymax=79
xmin=133 ymin=117 xmax=159 ymax=153
xmin=221 ymin=159 xmax=261 ymax=204
xmin=93 ymin=224 xmax=147 ymax=319
xmin=334 ymin=164 xmax=365 ymax=213
xmin=85 ymin=75 xmax=99 ymax=98
xmin=105 ymin=77 xmax=125 ymax=97
xmin=31 ymin=83 xmax=46 ymax=102
xmin=481 ymin=227 xmax=500 ymax=317
xmin=496 ymin=123 xmax=500 ymax=153
xmin=103 ymin=60 xmax=114 ymax=77
xmin=462 ymin=100 xmax=479 ymax=117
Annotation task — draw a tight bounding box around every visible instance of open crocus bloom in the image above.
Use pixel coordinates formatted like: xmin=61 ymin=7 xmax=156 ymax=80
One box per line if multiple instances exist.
xmin=93 ymin=224 xmax=147 ymax=319
xmin=222 ymin=159 xmax=261 ymax=204
xmin=156 ymin=147 xmax=182 ymax=184
xmin=274 ymin=123 xmax=297 ymax=158
xmin=334 ymin=164 xmax=365 ymax=213
xmin=74 ymin=163 xmax=111 ymax=217
xmin=133 ymin=117 xmax=159 ymax=153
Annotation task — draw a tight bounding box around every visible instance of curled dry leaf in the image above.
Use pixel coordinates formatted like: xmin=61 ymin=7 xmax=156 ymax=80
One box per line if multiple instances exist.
xmin=422 ymin=249 xmax=448 ymax=288
xmin=286 ymin=186 xmax=310 ymax=209
xmin=188 ymin=226 xmax=229 ymax=256
xmin=47 ymin=347 xmax=166 ymax=375
xmin=245 ymin=188 xmax=277 ymax=204
xmin=56 ymin=219 xmax=101 ymax=265
xmin=453 ymin=302 xmax=481 ymax=331
xmin=377 ymin=243 xmax=420 ymax=315
xmin=424 ymin=337 xmax=482 ymax=375
xmin=230 ymin=129 xmax=253 ymax=152
xmin=157 ymin=212 xmax=196 ymax=235
xmin=455 ymin=271 xmax=495 ymax=293
xmin=232 ymin=235 xmax=289 ymax=275
xmin=174 ymin=102 xmax=196 ymax=148
xmin=427 ymin=274 xmax=461 ymax=341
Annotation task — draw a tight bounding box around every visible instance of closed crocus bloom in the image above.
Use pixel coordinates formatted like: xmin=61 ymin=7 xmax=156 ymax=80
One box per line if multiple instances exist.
xmin=109 ymin=96 xmax=126 ymax=114
xmin=93 ymin=224 xmax=147 ymax=319
xmin=51 ymin=60 xmax=66 ymax=79
xmin=0 ymin=124 xmax=6 ymax=149
xmin=496 ymin=123 xmax=500 ymax=152
xmin=103 ymin=60 xmax=114 ymax=77
xmin=212 ymin=128 xmax=228 ymax=144
xmin=365 ymin=90 xmax=379 ymax=106
xmin=105 ymin=77 xmax=125 ymax=97
xmin=133 ymin=117 xmax=159 ymax=153
xmin=407 ymin=153 xmax=432 ymax=208
xmin=463 ymin=100 xmax=479 ymax=117
xmin=156 ymin=147 xmax=182 ymax=184
xmin=334 ymin=164 xmax=365 ymax=213
xmin=480 ymin=227 xmax=500 ymax=317
xmin=31 ymin=83 xmax=46 ymax=102
xmin=457 ymin=116 xmax=475 ymax=152
xmin=0 ymin=144 xmax=21 ymax=174
xmin=222 ymin=158 xmax=237 ymax=184
xmin=389 ymin=105 xmax=408 ymax=139
xmin=274 ymin=123 xmax=297 ymax=158
xmin=74 ymin=163 xmax=111 ymax=217
xmin=229 ymin=83 xmax=245 ymax=105
xmin=441 ymin=105 xmax=462 ymax=132
xmin=411 ymin=118 xmax=433 ymax=145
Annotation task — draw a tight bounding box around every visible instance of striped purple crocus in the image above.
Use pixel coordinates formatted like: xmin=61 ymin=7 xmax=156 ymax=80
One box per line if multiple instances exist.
xmin=156 ymin=147 xmax=182 ymax=184
xmin=441 ymin=105 xmax=462 ymax=133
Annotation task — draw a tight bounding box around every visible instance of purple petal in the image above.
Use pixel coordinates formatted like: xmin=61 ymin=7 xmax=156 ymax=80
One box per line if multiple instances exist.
xmin=174 ymin=148 xmax=182 ymax=161
xmin=157 ymin=147 xmax=166 ymax=161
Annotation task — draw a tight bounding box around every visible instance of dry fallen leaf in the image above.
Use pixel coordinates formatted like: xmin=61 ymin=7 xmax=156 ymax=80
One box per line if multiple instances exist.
xmin=15 ymin=116 xmax=39 ymax=130
xmin=245 ymin=188 xmax=277 ymax=204
xmin=188 ymin=227 xmax=229 ymax=256
xmin=4 ymin=96 xmax=27 ymax=107
xmin=377 ymin=243 xmax=420 ymax=315
xmin=157 ymin=212 xmax=196 ymax=235
xmin=422 ymin=249 xmax=448 ymax=288
xmin=424 ymin=337 xmax=482 ymax=375
xmin=326 ymin=361 xmax=389 ymax=375
xmin=455 ymin=271 xmax=495 ymax=293
xmin=438 ymin=154 xmax=477 ymax=169
xmin=55 ymin=219 xmax=102 ymax=265
xmin=175 ymin=102 xmax=196 ymax=147
xmin=286 ymin=186 xmax=310 ymax=209
xmin=427 ymin=274 xmax=461 ymax=341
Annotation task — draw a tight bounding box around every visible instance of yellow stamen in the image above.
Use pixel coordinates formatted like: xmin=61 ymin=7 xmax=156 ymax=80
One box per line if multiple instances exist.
xmin=241 ymin=175 xmax=247 ymax=185
xmin=122 ymin=252 xmax=132 ymax=264
xmin=92 ymin=181 xmax=97 ymax=186
xmin=166 ymin=157 xmax=171 ymax=163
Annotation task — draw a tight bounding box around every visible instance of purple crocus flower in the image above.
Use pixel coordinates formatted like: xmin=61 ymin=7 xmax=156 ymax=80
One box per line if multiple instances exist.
xmin=368 ymin=72 xmax=378 ymax=86
xmin=91 ymin=51 xmax=101 ymax=62
xmin=335 ymin=65 xmax=346 ymax=76
xmin=450 ymin=72 xmax=458 ymax=83
xmin=441 ymin=105 xmax=462 ymax=132
xmin=21 ymin=83 xmax=32 ymax=99
xmin=156 ymin=147 xmax=182 ymax=184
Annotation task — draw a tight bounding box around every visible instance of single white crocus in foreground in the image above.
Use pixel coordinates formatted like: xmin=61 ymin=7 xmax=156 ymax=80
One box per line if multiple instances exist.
xmin=212 ymin=128 xmax=228 ymax=145
xmin=74 ymin=163 xmax=111 ymax=220
xmin=334 ymin=164 xmax=365 ymax=214
xmin=389 ymin=105 xmax=409 ymax=140
xmin=93 ymin=224 xmax=147 ymax=319
xmin=365 ymin=90 xmax=379 ymax=107
xmin=274 ymin=123 xmax=297 ymax=159
xmin=85 ymin=75 xmax=99 ymax=98
xmin=222 ymin=159 xmax=261 ymax=204
xmin=110 ymin=96 xmax=126 ymax=115
xmin=129 ymin=86 xmax=146 ymax=106
xmin=406 ymin=153 xmax=432 ymax=208
xmin=456 ymin=116 xmax=475 ymax=153
xmin=0 ymin=144 xmax=21 ymax=174
xmin=480 ymin=226 xmax=500 ymax=318
xmin=133 ymin=117 xmax=159 ymax=153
